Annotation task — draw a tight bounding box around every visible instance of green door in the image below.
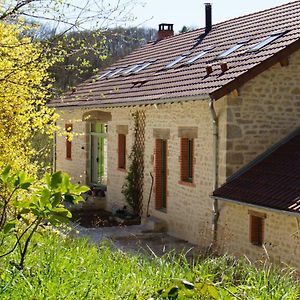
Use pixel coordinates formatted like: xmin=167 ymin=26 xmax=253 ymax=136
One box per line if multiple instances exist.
xmin=90 ymin=123 xmax=107 ymax=186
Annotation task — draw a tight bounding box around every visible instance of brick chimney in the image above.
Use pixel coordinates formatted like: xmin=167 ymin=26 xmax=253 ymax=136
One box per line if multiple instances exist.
xmin=157 ymin=23 xmax=174 ymax=41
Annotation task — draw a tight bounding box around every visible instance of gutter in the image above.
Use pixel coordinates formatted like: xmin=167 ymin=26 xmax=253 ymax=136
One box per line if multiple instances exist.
xmin=48 ymin=94 xmax=210 ymax=110
xmin=211 ymin=195 xmax=300 ymax=218
xmin=208 ymin=99 xmax=219 ymax=246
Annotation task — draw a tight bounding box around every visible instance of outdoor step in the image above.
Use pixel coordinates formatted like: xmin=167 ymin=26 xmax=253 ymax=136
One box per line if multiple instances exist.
xmin=141 ymin=216 xmax=167 ymax=233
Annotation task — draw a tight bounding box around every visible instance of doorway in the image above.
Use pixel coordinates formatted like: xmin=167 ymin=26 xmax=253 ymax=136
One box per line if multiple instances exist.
xmin=90 ymin=123 xmax=108 ymax=186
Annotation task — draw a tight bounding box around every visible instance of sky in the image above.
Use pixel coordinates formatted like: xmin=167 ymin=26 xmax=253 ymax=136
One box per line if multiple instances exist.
xmin=130 ymin=0 xmax=290 ymax=32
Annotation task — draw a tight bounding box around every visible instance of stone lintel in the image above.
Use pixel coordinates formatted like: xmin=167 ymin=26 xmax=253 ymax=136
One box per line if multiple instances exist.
xmin=153 ymin=128 xmax=170 ymax=139
xmin=178 ymin=127 xmax=198 ymax=139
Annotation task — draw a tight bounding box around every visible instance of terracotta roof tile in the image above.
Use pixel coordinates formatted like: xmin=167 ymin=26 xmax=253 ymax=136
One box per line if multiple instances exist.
xmin=50 ymin=1 xmax=300 ymax=107
xmin=212 ymin=129 xmax=300 ymax=214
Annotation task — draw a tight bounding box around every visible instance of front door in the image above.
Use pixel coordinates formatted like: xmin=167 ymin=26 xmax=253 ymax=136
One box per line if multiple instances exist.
xmin=155 ymin=139 xmax=167 ymax=210
xmin=90 ymin=123 xmax=107 ymax=186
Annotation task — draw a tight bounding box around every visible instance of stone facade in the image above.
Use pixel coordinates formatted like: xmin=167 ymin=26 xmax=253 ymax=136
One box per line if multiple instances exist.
xmin=55 ymin=48 xmax=300 ymax=270
xmin=217 ymin=202 xmax=300 ymax=269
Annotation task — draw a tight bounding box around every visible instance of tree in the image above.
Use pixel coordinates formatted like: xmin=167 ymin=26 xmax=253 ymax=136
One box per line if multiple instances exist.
xmin=0 ymin=22 xmax=57 ymax=174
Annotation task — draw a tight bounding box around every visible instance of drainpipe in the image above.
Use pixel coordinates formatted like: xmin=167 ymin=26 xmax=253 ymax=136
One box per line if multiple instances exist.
xmin=209 ymin=99 xmax=219 ymax=246
xmin=52 ymin=126 xmax=57 ymax=173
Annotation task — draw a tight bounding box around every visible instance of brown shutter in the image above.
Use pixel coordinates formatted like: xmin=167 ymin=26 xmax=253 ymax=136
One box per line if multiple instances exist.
xmin=250 ymin=215 xmax=263 ymax=246
xmin=180 ymin=138 xmax=189 ymax=181
xmin=118 ymin=134 xmax=126 ymax=169
xmin=155 ymin=139 xmax=162 ymax=209
xmin=65 ymin=124 xmax=72 ymax=159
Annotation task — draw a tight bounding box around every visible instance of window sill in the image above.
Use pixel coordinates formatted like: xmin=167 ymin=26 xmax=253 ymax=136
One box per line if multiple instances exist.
xmin=117 ymin=168 xmax=127 ymax=172
xmin=178 ymin=180 xmax=196 ymax=187
xmin=65 ymin=157 xmax=72 ymax=161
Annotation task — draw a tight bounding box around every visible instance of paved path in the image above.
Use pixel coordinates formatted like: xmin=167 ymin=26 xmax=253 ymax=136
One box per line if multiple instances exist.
xmin=69 ymin=223 xmax=205 ymax=258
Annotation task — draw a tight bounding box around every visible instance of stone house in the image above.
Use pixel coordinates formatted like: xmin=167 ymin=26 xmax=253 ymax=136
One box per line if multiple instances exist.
xmin=49 ymin=2 xmax=300 ymax=269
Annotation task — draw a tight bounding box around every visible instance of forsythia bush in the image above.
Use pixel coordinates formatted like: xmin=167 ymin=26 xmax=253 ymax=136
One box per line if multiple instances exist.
xmin=0 ymin=22 xmax=57 ymax=173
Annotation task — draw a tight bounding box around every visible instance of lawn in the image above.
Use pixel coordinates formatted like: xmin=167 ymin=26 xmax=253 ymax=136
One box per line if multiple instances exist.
xmin=0 ymin=231 xmax=299 ymax=299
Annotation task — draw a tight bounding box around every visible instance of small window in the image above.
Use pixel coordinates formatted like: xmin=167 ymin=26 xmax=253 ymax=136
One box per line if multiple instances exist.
xmin=180 ymin=138 xmax=194 ymax=183
xmin=133 ymin=60 xmax=156 ymax=73
xmin=187 ymin=47 xmax=213 ymax=64
xmin=250 ymin=215 xmax=264 ymax=246
xmin=108 ymin=68 xmax=124 ymax=78
xmin=165 ymin=52 xmax=191 ymax=69
xmin=99 ymin=70 xmax=114 ymax=79
xmin=217 ymin=41 xmax=248 ymax=59
xmin=65 ymin=124 xmax=72 ymax=159
xmin=122 ymin=63 xmax=144 ymax=76
xmin=118 ymin=134 xmax=126 ymax=169
xmin=249 ymin=32 xmax=286 ymax=52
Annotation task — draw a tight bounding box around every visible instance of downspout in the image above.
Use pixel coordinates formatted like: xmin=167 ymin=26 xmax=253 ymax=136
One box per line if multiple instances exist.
xmin=52 ymin=125 xmax=57 ymax=173
xmin=209 ymin=99 xmax=219 ymax=246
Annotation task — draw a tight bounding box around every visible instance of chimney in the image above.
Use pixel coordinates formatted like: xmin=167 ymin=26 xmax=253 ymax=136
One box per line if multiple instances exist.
xmin=157 ymin=23 xmax=174 ymax=41
xmin=205 ymin=3 xmax=212 ymax=33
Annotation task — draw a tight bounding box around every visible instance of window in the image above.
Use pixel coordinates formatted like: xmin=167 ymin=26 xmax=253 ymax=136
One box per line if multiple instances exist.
xmin=250 ymin=215 xmax=264 ymax=246
xmin=186 ymin=47 xmax=213 ymax=64
xmin=108 ymin=68 xmax=124 ymax=78
xmin=118 ymin=134 xmax=126 ymax=169
xmin=122 ymin=63 xmax=144 ymax=76
xmin=99 ymin=69 xmax=114 ymax=79
xmin=133 ymin=60 xmax=156 ymax=73
xmin=180 ymin=138 xmax=194 ymax=183
xmin=65 ymin=124 xmax=72 ymax=159
xmin=165 ymin=52 xmax=191 ymax=69
xmin=217 ymin=41 xmax=248 ymax=59
xmin=249 ymin=32 xmax=286 ymax=52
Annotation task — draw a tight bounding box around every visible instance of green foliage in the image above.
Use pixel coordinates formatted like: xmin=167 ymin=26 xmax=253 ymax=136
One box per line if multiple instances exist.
xmin=0 ymin=166 xmax=89 ymax=269
xmin=122 ymin=112 xmax=144 ymax=216
xmin=0 ymin=234 xmax=299 ymax=299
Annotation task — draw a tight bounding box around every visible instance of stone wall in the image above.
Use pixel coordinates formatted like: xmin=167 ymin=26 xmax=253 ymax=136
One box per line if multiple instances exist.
xmin=225 ymin=49 xmax=300 ymax=177
xmin=217 ymin=202 xmax=300 ymax=270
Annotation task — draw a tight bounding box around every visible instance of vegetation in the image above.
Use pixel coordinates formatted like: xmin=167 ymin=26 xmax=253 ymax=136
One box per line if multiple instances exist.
xmin=0 ymin=232 xmax=299 ymax=299
xmin=122 ymin=111 xmax=145 ymax=216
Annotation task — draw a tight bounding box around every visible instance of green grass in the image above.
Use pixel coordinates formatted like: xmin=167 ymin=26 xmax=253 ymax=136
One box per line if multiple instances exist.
xmin=0 ymin=232 xmax=299 ymax=299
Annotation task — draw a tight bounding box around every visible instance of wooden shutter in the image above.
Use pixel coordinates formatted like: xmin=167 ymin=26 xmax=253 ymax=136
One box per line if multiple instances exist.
xmin=180 ymin=138 xmax=194 ymax=182
xmin=118 ymin=134 xmax=126 ymax=169
xmin=250 ymin=215 xmax=263 ymax=246
xmin=65 ymin=124 xmax=72 ymax=159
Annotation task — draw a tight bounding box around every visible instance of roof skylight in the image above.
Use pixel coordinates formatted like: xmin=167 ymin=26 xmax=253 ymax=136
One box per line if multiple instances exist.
xmin=217 ymin=41 xmax=248 ymax=59
xmin=108 ymin=68 xmax=124 ymax=77
xmin=122 ymin=63 xmax=144 ymax=76
xmin=165 ymin=52 xmax=191 ymax=69
xmin=187 ymin=47 xmax=213 ymax=64
xmin=99 ymin=70 xmax=114 ymax=79
xmin=249 ymin=32 xmax=286 ymax=52
xmin=133 ymin=60 xmax=156 ymax=73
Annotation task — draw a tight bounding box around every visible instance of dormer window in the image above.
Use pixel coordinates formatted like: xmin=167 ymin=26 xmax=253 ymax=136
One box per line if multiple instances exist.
xmin=165 ymin=52 xmax=191 ymax=69
xmin=249 ymin=32 xmax=286 ymax=52
xmin=217 ymin=40 xmax=248 ymax=59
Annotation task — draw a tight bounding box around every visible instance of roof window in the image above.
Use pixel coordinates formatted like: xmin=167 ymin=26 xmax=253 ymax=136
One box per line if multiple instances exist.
xmin=108 ymin=68 xmax=124 ymax=78
xmin=122 ymin=63 xmax=144 ymax=76
xmin=187 ymin=47 xmax=213 ymax=64
xmin=249 ymin=32 xmax=286 ymax=52
xmin=133 ymin=60 xmax=156 ymax=73
xmin=165 ymin=52 xmax=191 ymax=69
xmin=217 ymin=40 xmax=248 ymax=59
xmin=99 ymin=69 xmax=114 ymax=79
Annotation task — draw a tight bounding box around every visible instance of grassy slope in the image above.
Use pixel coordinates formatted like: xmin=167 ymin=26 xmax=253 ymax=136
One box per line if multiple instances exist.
xmin=0 ymin=232 xmax=299 ymax=299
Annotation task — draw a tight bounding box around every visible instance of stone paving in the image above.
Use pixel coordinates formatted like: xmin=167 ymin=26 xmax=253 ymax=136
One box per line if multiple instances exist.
xmin=69 ymin=222 xmax=205 ymax=259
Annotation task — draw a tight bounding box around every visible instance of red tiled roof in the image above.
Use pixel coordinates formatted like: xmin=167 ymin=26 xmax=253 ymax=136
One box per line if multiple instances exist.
xmin=50 ymin=1 xmax=300 ymax=108
xmin=212 ymin=129 xmax=300 ymax=214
